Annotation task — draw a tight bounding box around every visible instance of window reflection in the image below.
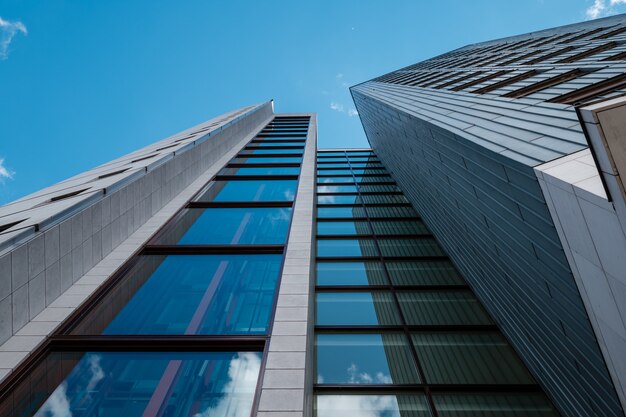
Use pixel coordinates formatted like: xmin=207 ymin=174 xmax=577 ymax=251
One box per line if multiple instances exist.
xmin=316 ymin=262 xmax=388 ymax=286
xmin=317 ymin=239 xmax=378 ymax=257
xmin=316 ymin=333 xmax=420 ymax=384
xmin=72 ymin=255 xmax=281 ymax=335
xmin=315 ymin=394 xmax=431 ymax=417
xmin=316 ymin=292 xmax=401 ymax=326
xmin=197 ymin=180 xmax=297 ymax=202
xmin=26 ymin=351 xmax=261 ymax=417
xmin=221 ymin=166 xmax=300 ymax=176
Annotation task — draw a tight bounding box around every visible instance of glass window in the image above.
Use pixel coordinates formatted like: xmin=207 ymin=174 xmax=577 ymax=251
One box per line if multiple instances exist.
xmin=316 ymin=163 xmax=352 ymax=168
xmin=397 ymin=291 xmax=494 ymax=325
xmin=317 ymin=185 xmax=358 ymax=193
xmin=221 ymin=166 xmax=300 ymax=176
xmin=377 ymin=238 xmax=444 ymax=257
xmin=386 ymin=261 xmax=464 ymax=286
xmin=240 ymin=148 xmax=304 ymax=155
xmin=433 ymin=393 xmax=559 ymax=417
xmin=317 ymin=221 xmax=372 ymax=236
xmin=316 ymin=261 xmax=388 ymax=286
xmin=17 ymin=351 xmax=261 ymax=417
xmin=317 ymin=152 xmax=346 ymax=156
xmin=349 ymin=163 xmax=384 ymax=169
xmin=317 ymin=169 xmax=354 ymax=175
xmin=353 ymin=176 xmax=393 ymax=183
xmin=316 ymin=292 xmax=401 ymax=325
xmin=370 ymin=220 xmax=429 ymax=235
xmin=359 ymin=184 xmax=401 ymax=193
xmin=361 ymin=194 xmax=408 ymax=204
xmin=317 ymin=176 xmax=355 ymax=183
xmin=317 ymin=194 xmax=361 ymax=205
xmin=351 ymin=169 xmax=388 ymax=175
xmin=197 ymin=180 xmax=297 ymax=202
xmin=247 ymin=142 xmax=305 ymax=148
xmin=316 ymin=333 xmax=420 ymax=384
xmin=317 ymin=239 xmax=378 ymax=257
xmin=154 ymin=207 xmax=292 ymax=245
xmin=317 ymin=207 xmax=366 ymax=219
xmin=315 ymin=394 xmax=431 ymax=417
xmin=317 ymin=157 xmax=348 ymax=162
xmin=72 ymin=254 xmax=282 ymax=335
xmin=411 ymin=332 xmax=535 ymax=385
xmin=365 ymin=206 xmax=417 ymax=218
xmin=232 ymin=156 xmax=302 ymax=164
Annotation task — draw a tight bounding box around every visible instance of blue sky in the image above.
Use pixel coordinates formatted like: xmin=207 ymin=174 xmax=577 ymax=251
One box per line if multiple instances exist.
xmin=1 ymin=0 xmax=626 ymax=204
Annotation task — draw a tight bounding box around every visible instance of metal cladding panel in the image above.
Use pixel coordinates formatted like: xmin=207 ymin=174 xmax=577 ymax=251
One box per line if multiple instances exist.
xmin=351 ymin=90 xmax=624 ymax=417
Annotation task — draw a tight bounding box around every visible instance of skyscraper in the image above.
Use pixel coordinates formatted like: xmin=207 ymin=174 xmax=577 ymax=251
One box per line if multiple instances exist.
xmin=352 ymin=13 xmax=626 ymax=417
xmin=1 ymin=13 xmax=626 ymax=417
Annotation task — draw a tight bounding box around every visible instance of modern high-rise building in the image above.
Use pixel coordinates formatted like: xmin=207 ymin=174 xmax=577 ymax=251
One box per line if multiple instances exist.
xmin=1 ymin=13 xmax=626 ymax=417
xmin=352 ymin=12 xmax=626 ymax=417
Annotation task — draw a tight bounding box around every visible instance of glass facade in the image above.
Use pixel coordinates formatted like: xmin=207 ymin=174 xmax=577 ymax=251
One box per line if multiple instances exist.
xmin=0 ymin=116 xmax=311 ymax=417
xmin=313 ymin=149 xmax=558 ymax=417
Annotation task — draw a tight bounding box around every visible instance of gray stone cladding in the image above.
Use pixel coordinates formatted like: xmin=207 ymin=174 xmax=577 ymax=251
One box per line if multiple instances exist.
xmin=350 ymin=91 xmax=624 ymax=417
xmin=0 ymin=101 xmax=273 ymax=349
xmin=257 ymin=114 xmax=316 ymax=417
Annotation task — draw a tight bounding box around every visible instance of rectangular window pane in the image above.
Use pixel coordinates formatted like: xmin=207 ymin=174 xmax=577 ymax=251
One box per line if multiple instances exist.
xmin=386 ymin=261 xmax=465 ymax=286
xmin=240 ymin=148 xmax=304 ymax=155
xmin=197 ymin=180 xmax=297 ymax=202
xmin=232 ymin=156 xmax=302 ymax=163
xmin=317 ymin=195 xmax=361 ymax=205
xmin=318 ymin=176 xmax=355 ymax=183
xmin=366 ymin=206 xmax=417 ymax=218
xmin=397 ymin=291 xmax=494 ymax=325
xmin=434 ymin=393 xmax=559 ymax=417
xmin=317 ymin=169 xmax=354 ymax=175
xmin=221 ymin=166 xmax=300 ymax=175
xmin=361 ymin=194 xmax=408 ymax=204
xmin=316 ymin=333 xmax=420 ymax=384
xmin=318 ymin=185 xmax=358 ymax=193
xmin=360 ymin=184 xmax=401 ymax=192
xmin=377 ymin=238 xmax=445 ymax=257
xmin=317 ymin=221 xmax=372 ymax=236
xmin=315 ymin=394 xmax=431 ymax=417
xmin=10 ymin=351 xmax=261 ymax=417
xmin=316 ymin=163 xmax=352 ymax=168
xmin=316 ymin=261 xmax=388 ymax=286
xmin=316 ymin=292 xmax=401 ymax=325
xmin=72 ymin=254 xmax=282 ymax=335
xmin=247 ymin=142 xmax=305 ymax=148
xmin=411 ymin=332 xmax=535 ymax=384
xmin=370 ymin=220 xmax=429 ymax=235
xmin=155 ymin=207 xmax=292 ymax=245
xmin=317 ymin=207 xmax=366 ymax=218
xmin=317 ymin=239 xmax=379 ymax=257
xmin=353 ymin=176 xmax=393 ymax=183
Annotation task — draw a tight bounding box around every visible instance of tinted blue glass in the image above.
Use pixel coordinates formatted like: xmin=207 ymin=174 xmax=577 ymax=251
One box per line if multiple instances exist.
xmin=316 ymin=394 xmax=431 ymax=417
xmin=317 ymin=221 xmax=371 ymax=235
xmin=317 ymin=239 xmax=378 ymax=257
xmin=31 ymin=351 xmax=261 ymax=417
xmin=316 ymin=163 xmax=351 ymax=168
xmin=317 ymin=176 xmax=354 ymax=183
xmin=248 ymin=142 xmax=304 ymax=148
xmin=316 ymin=262 xmax=388 ymax=286
xmin=317 ymin=184 xmax=358 ymax=193
xmin=198 ymin=180 xmax=297 ymax=202
xmin=222 ymin=166 xmax=300 ymax=175
xmin=241 ymin=148 xmax=304 ymax=155
xmin=317 ymin=169 xmax=354 ymax=175
xmin=317 ymin=207 xmax=364 ymax=218
xmin=317 ymin=194 xmax=360 ymax=204
xmin=316 ymin=333 xmax=420 ymax=384
xmin=103 ymin=255 xmax=281 ymax=334
xmin=160 ymin=208 xmax=292 ymax=244
xmin=233 ymin=157 xmax=302 ymax=163
xmin=316 ymin=292 xmax=401 ymax=325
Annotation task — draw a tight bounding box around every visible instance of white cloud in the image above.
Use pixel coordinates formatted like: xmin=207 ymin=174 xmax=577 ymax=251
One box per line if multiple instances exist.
xmin=347 ymin=109 xmax=358 ymax=117
xmin=0 ymin=158 xmax=14 ymax=182
xmin=585 ymin=0 xmax=626 ymax=19
xmin=330 ymin=101 xmax=345 ymax=112
xmin=0 ymin=16 xmax=27 ymax=59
